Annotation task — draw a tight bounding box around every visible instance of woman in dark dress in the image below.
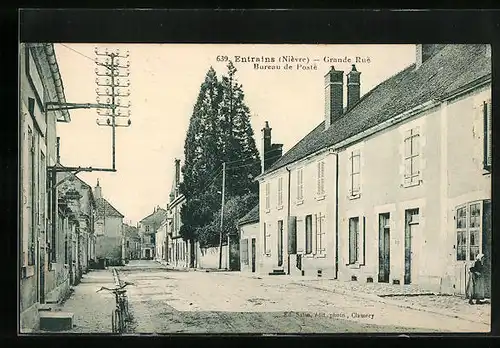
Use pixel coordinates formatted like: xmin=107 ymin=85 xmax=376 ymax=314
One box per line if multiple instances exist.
xmin=467 ymin=253 xmax=485 ymax=305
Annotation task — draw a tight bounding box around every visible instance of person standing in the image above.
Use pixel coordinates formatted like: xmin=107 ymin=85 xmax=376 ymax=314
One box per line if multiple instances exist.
xmin=466 ymin=253 xmax=485 ymax=305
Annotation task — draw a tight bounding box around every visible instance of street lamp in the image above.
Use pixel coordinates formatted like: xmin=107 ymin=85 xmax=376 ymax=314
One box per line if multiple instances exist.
xmin=95 ymin=46 xmax=132 ymax=170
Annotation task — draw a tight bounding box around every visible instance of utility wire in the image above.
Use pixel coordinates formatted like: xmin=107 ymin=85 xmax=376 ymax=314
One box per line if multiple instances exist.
xmin=59 ymin=43 xmax=97 ymax=64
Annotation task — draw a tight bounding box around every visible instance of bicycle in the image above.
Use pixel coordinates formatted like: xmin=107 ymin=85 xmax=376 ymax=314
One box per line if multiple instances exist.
xmin=96 ymin=281 xmax=135 ymax=333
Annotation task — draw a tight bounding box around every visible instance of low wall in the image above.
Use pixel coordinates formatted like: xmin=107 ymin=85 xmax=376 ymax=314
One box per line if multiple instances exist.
xmin=197 ymin=245 xmax=228 ymax=269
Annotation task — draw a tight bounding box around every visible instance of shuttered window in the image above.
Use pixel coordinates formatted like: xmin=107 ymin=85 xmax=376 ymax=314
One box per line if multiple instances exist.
xmin=315 ymin=213 xmax=326 ymax=255
xmin=297 ymin=168 xmax=304 ymax=201
xmin=404 ymin=127 xmax=420 ymax=185
xmin=265 ymin=182 xmax=270 ymax=210
xmin=349 ymin=150 xmax=361 ymax=196
xmin=277 ymin=177 xmax=283 ymax=207
xmin=317 ymin=161 xmax=325 ymax=195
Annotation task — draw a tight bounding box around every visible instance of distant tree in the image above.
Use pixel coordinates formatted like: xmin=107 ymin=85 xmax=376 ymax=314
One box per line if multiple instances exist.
xmin=219 ymin=61 xmax=261 ymax=198
xmin=180 ymin=62 xmax=261 ymax=254
xmin=204 ymin=193 xmax=259 ymax=248
xmin=180 ymin=67 xmax=222 ymax=266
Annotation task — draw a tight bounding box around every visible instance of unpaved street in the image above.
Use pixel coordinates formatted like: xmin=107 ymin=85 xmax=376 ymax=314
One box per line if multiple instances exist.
xmin=118 ymin=260 xmax=488 ymax=334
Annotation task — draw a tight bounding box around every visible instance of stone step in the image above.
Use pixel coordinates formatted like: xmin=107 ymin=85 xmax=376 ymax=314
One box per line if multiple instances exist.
xmin=39 ymin=311 xmax=74 ymax=331
xmin=269 ymin=270 xmax=286 ymax=275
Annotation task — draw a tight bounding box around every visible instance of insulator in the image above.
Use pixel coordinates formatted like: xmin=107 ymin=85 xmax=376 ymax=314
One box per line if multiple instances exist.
xmin=107 ymin=118 xmax=111 ymax=125
xmin=115 ymin=58 xmax=120 ymax=65
xmin=128 ymin=100 xmax=132 ymax=107
xmin=116 ymin=98 xmax=121 ymax=106
xmin=106 ymin=98 xmax=111 ymax=104
xmin=116 ymin=79 xmax=120 ymax=85
xmin=116 ymin=88 xmax=120 ymax=94
xmin=94 ymin=47 xmax=98 ymax=54
xmin=96 ymin=96 xmax=100 ymax=103
xmin=128 ymin=119 xmax=131 ymax=126
xmin=96 ymin=118 xmax=99 ymax=125
xmin=126 ymin=50 xmax=130 ymax=57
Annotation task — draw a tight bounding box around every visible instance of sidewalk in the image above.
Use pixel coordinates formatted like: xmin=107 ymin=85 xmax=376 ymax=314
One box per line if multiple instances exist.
xmin=225 ymin=272 xmax=490 ymax=326
xmin=38 ymin=268 xmax=119 ymax=333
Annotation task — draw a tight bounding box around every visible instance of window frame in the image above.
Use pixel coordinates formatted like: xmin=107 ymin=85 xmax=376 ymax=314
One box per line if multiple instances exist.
xmin=348 ymin=216 xmax=360 ymax=264
xmin=296 ymin=168 xmax=304 ymax=203
xmin=315 ymin=213 xmax=326 ymax=256
xmin=277 ymin=177 xmax=283 ymax=208
xmin=317 ymin=160 xmax=325 ymax=197
xmin=456 ymin=201 xmax=483 ymax=262
xmin=403 ymin=127 xmax=421 ymax=187
xmin=349 ymin=149 xmax=361 ymax=198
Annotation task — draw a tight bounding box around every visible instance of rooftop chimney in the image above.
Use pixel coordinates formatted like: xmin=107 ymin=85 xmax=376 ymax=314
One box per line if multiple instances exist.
xmin=415 ymin=44 xmax=446 ymax=69
xmin=261 ymin=121 xmax=272 ymax=173
xmin=174 ymin=158 xmax=181 ymax=196
xmin=94 ymin=179 xmax=102 ymax=200
xmin=260 ymin=121 xmax=283 ymax=173
xmin=324 ymin=66 xmax=344 ymax=130
xmin=347 ymin=64 xmax=361 ymax=111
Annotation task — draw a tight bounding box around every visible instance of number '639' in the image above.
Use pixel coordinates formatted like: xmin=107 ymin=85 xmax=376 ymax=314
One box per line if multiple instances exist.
xmin=216 ymin=55 xmax=229 ymax=62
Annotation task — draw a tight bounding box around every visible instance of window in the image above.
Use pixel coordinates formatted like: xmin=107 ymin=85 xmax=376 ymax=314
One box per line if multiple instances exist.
xmin=297 ymin=168 xmax=304 ymax=201
xmin=28 ymin=97 xmax=35 ymax=118
xmin=483 ymin=100 xmax=492 ymax=170
xmin=265 ymin=182 xmax=270 ymax=210
xmin=146 ymin=225 xmax=150 ymax=233
xmin=126 ymin=240 xmax=130 ymax=248
xmin=28 ymin=127 xmax=35 ymax=266
xmin=456 ymin=202 xmax=482 ymax=261
xmin=277 ymin=177 xmax=283 ymax=207
xmin=305 ymin=215 xmax=313 ymax=254
xmin=315 ymin=213 xmax=326 ymax=255
xmin=317 ymin=161 xmax=325 ymax=196
xmin=349 ymin=217 xmax=360 ymax=264
xmin=404 ymin=127 xmax=420 ymax=185
xmin=241 ymin=239 xmax=249 ymax=265
xmin=349 ymin=150 xmax=361 ymax=196
xmin=264 ymin=223 xmax=271 ymax=255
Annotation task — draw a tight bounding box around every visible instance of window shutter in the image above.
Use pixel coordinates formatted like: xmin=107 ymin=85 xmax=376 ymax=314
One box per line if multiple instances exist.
xmin=484 ymin=100 xmax=492 ymax=169
xmin=317 ymin=162 xmax=321 ymax=194
xmin=360 ymin=216 xmax=366 ymax=264
xmin=288 ymin=216 xmax=297 ymax=254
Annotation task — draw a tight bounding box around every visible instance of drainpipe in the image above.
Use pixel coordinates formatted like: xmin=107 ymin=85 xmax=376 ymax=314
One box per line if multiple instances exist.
xmin=333 ymin=150 xmax=339 ymax=279
xmin=286 ymin=166 xmax=291 ymax=275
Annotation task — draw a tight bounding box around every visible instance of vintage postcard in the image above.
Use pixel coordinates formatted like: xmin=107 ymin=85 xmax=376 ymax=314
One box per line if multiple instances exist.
xmin=19 ymin=42 xmax=491 ymax=334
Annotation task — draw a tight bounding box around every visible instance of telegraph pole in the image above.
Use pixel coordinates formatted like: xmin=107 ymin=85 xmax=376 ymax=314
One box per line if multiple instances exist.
xmin=95 ymin=47 xmax=132 ymax=170
xmin=218 ymin=162 xmax=226 ymax=270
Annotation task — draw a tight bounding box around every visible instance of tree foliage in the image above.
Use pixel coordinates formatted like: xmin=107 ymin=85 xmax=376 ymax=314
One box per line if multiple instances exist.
xmin=180 ymin=62 xmax=261 ymax=248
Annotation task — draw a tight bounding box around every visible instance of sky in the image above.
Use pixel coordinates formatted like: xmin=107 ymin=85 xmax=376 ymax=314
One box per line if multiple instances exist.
xmin=54 ymin=44 xmax=416 ymax=225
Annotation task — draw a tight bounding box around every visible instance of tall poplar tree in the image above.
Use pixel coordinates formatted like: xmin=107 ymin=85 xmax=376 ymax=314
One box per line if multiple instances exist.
xmin=180 ymin=62 xmax=261 ymax=253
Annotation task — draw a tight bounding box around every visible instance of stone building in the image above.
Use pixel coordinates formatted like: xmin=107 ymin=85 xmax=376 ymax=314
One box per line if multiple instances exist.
xmin=19 ymin=43 xmax=72 ymax=332
xmin=94 ymin=180 xmax=124 ymax=266
xmin=255 ymin=45 xmax=491 ymax=296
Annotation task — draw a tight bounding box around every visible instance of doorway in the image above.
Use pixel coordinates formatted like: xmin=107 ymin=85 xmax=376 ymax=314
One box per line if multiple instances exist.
xmin=277 ymin=220 xmax=283 ymax=267
xmin=145 ymin=249 xmax=151 ymax=259
xmin=378 ymin=213 xmax=390 ymax=283
xmin=404 ymin=209 xmax=419 ymax=285
xmin=251 ymin=238 xmax=256 ymax=273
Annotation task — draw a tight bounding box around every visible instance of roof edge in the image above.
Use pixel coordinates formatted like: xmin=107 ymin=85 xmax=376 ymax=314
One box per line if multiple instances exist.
xmin=43 ymin=43 xmax=71 ymax=122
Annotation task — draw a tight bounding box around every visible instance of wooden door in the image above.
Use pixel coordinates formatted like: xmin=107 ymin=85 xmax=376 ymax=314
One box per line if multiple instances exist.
xmin=277 ymin=220 xmax=283 ymax=267
xmin=251 ymin=238 xmax=256 ymax=273
xmin=378 ymin=213 xmax=390 ymax=283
